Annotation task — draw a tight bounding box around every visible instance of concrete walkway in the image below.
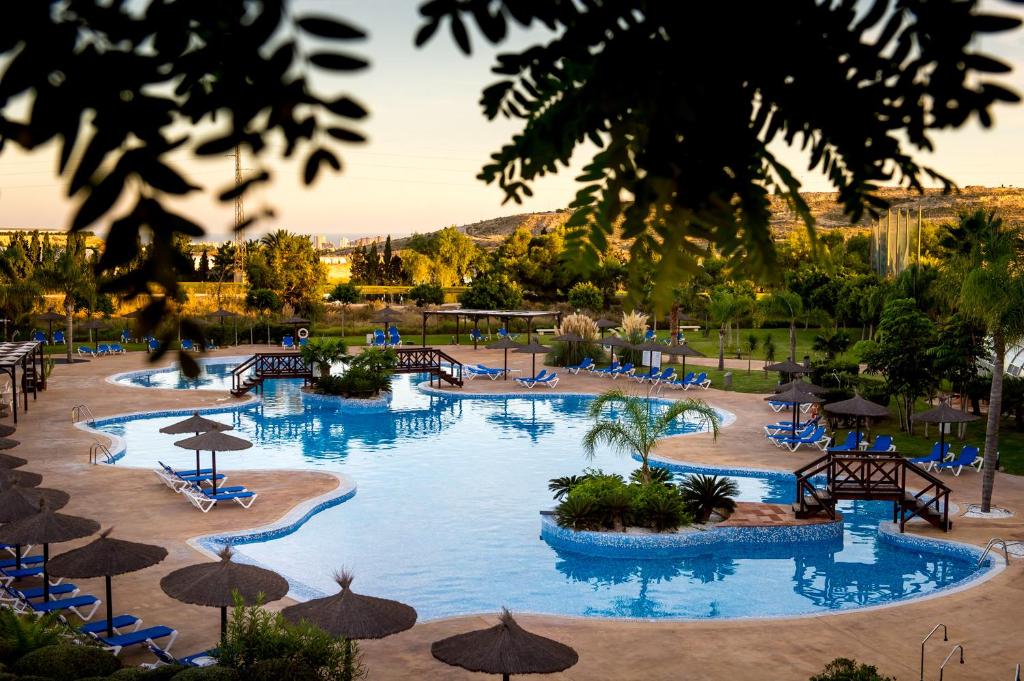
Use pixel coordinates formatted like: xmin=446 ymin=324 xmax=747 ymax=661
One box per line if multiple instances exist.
xmin=5 ymin=345 xmax=1022 ymax=680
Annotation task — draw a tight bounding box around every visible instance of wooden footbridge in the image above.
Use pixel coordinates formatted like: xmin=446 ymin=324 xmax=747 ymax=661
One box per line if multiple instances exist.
xmin=230 ymin=347 xmax=463 ymax=397
xmin=793 ymin=451 xmax=952 ymax=532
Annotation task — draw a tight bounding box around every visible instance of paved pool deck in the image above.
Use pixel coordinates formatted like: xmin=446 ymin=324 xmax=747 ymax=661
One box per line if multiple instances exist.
xmin=6 ymin=344 xmax=1023 ymax=680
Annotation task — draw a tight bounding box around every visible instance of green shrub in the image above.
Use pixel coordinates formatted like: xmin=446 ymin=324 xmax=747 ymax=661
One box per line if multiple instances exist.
xmin=170 ymin=668 xmax=239 ymax=681
xmin=311 ymin=348 xmax=396 ymax=398
xmin=850 ymin=339 xmax=879 ymax=363
xmin=552 ymin=470 xmax=692 ymax=532
xmin=633 ymin=483 xmax=691 ymax=531
xmin=567 ymin=282 xmax=604 ymax=312
xmin=13 ymin=644 xmax=121 ymax=681
xmin=809 ymin=658 xmax=895 ymax=681
xmin=407 ymin=283 xmax=444 ymax=307
xmin=138 ymin=666 xmax=187 ymax=681
xmin=629 ymin=467 xmax=673 ymax=486
xmin=245 ymin=658 xmax=318 ymax=681
xmin=219 ymin=597 xmax=364 ymax=680
xmin=0 ymin=610 xmax=66 ymax=665
xmin=108 ymin=669 xmax=144 ymax=680
xmin=678 ymin=474 xmax=739 ymax=522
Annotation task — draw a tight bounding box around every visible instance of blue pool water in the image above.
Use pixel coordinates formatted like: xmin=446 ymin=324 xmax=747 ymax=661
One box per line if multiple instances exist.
xmin=100 ymin=362 xmax=990 ymax=620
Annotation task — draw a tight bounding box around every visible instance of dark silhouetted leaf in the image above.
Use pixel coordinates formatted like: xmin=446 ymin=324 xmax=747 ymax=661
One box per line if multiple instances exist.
xmin=326 ymin=127 xmax=366 ymax=143
xmin=303 ymin=148 xmax=341 ymax=185
xmin=309 ymin=52 xmax=368 ymax=71
xmin=297 ymin=16 xmax=366 ymax=40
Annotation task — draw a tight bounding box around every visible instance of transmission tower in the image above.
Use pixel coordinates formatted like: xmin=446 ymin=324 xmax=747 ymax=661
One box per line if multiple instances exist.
xmin=232 ymin=145 xmax=245 ymax=283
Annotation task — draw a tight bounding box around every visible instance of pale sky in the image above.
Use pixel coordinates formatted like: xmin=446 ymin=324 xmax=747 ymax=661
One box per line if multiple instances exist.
xmin=0 ymin=0 xmax=1021 ymax=242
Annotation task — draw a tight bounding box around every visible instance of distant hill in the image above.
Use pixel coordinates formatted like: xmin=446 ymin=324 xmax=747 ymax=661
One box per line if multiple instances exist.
xmin=394 ymin=186 xmax=1024 ymax=251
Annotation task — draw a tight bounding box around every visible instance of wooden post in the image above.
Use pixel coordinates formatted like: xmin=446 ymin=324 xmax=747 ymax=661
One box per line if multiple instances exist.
xmin=421 ymin=312 xmax=427 ymax=348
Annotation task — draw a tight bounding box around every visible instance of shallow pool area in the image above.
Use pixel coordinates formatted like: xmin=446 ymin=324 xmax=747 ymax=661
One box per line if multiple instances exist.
xmin=95 ymin=361 xmax=995 ymax=621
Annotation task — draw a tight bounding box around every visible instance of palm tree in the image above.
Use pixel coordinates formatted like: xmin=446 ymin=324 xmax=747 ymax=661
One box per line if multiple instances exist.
xmin=708 ymin=291 xmax=749 ymax=370
xmin=34 ymin=245 xmax=93 ymax=363
xmin=813 ymin=328 xmax=852 ymax=360
xmin=743 ymin=333 xmax=759 ymax=374
xmin=939 ymin=210 xmax=1024 ymax=512
xmin=582 ymin=389 xmax=720 ymax=483
xmin=763 ymin=291 xmax=803 ymax=363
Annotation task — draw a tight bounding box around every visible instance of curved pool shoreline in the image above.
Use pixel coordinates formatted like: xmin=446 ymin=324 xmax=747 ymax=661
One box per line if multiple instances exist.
xmin=91 ymin=361 xmax=1002 ymax=621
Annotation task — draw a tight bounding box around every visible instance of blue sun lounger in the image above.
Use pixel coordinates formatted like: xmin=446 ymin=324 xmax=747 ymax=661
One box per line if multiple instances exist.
xmin=684 ymin=372 xmax=711 ymax=390
xmin=101 ymin=626 xmax=178 ymax=656
xmin=77 ymin=346 xmax=97 ymax=357
xmin=934 ymin=445 xmax=983 ymax=476
xmin=632 ymin=367 xmax=660 ymax=383
xmin=774 ymin=425 xmax=828 ymax=452
xmin=498 ymin=328 xmax=519 ymax=341
xmin=80 ymin=615 xmax=141 ymax=637
xmin=763 ymin=415 xmax=820 ymax=437
xmin=651 ymin=367 xmax=675 ymax=386
xmin=182 ymin=483 xmax=258 ymax=512
xmin=17 ymin=594 xmax=101 ymax=620
xmin=565 ymin=358 xmax=594 ymax=374
xmin=909 ymin=442 xmax=952 ymax=471
xmin=0 ymin=555 xmax=44 ymax=569
xmin=146 ymin=643 xmax=218 ymax=668
xmin=666 ymin=372 xmax=694 ymax=390
xmin=862 ymin=435 xmax=896 ymax=453
xmin=515 ymin=369 xmax=549 ymax=388
xmin=1 ymin=583 xmax=78 ymax=604
xmin=592 ymin=361 xmax=620 ymax=377
xmin=827 ymin=432 xmax=863 ymax=452
xmin=609 ymin=363 xmax=635 ymax=379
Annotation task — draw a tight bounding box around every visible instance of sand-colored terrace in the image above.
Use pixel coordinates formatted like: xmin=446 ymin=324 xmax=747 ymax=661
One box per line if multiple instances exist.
xmin=6 ymin=345 xmax=1024 ymax=680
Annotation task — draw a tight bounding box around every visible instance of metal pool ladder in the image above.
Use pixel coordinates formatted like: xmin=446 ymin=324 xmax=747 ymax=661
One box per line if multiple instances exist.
xmin=939 ymin=644 xmax=965 ymax=681
xmin=71 ymin=404 xmax=96 ymax=425
xmin=89 ymin=442 xmax=114 ymax=465
xmin=978 ymin=538 xmax=1015 ymax=566
xmin=921 ymin=624 xmax=948 ymax=681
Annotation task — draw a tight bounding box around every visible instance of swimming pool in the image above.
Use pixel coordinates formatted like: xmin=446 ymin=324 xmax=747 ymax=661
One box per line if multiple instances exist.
xmin=97 ymin=361 xmax=995 ymax=621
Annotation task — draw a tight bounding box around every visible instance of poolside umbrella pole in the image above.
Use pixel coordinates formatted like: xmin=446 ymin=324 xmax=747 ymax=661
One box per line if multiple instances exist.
xmin=161 ymin=545 xmax=289 ymax=638
xmin=486 ymin=337 xmax=523 ymax=381
xmin=431 ymin=608 xmax=579 ymax=681
xmin=0 ymin=482 xmax=70 ymax=569
xmin=48 ymin=528 xmax=167 ymax=637
xmin=600 ymin=336 xmax=629 ymax=365
xmin=551 ymin=332 xmax=581 ymax=368
xmin=173 ymin=430 xmax=252 ymax=495
xmin=765 ymin=386 xmax=823 ymax=439
xmin=0 ymin=502 xmax=99 ymax=601
xmin=910 ymin=398 xmax=979 ymax=460
xmin=824 ymin=394 xmax=890 ymax=450
xmin=80 ymin=319 xmax=105 ymax=350
xmin=513 ymin=338 xmax=549 ymax=378
xmin=282 ymin=570 xmax=417 ymax=672
xmin=160 ymin=412 xmax=234 ymax=476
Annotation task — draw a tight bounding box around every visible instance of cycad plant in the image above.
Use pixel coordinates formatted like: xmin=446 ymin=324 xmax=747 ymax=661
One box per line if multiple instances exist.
xmin=0 ymin=609 xmax=65 ymax=664
xmin=299 ymin=337 xmax=349 ymax=378
xmin=582 ymin=389 xmax=720 ymax=483
xmin=678 ymin=474 xmax=739 ymax=522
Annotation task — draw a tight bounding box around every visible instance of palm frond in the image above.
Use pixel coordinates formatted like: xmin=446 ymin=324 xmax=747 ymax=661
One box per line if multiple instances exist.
xmin=581 ymin=420 xmax=642 ymax=460
xmin=654 ymin=399 xmax=721 ymax=441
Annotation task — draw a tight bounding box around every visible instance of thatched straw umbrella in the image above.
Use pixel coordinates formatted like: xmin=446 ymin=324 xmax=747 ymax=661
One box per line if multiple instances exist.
xmin=766 ymin=386 xmax=824 ymax=439
xmin=660 ymin=342 xmax=705 ymax=376
xmin=161 ymin=545 xmax=288 ymax=637
xmin=36 ymin=309 xmax=66 ymax=345
xmin=372 ymin=307 xmax=403 ymax=325
xmin=485 ymin=337 xmax=522 ymax=380
xmin=0 ymin=483 xmax=70 ymax=569
xmin=911 ymin=398 xmax=980 ymax=460
xmin=431 ymin=609 xmax=579 ymax=681
xmin=824 ymin=394 xmax=890 ymax=449
xmin=0 ymin=452 xmax=27 ymax=469
xmin=0 ymin=503 xmax=99 ymax=600
xmin=775 ymin=379 xmax=825 ymax=395
xmin=48 ymin=528 xmax=167 ymax=637
xmin=594 ymin=319 xmax=618 ymax=339
xmin=280 ymin=315 xmax=310 ymax=341
xmin=764 ymin=359 xmax=807 ymax=378
xmin=173 ymin=430 xmax=252 ymax=494
xmin=160 ymin=412 xmax=233 ymax=474
xmin=513 ymin=339 xmax=549 ymax=378
xmin=0 ymin=424 xmax=16 ymax=438
xmin=0 ymin=437 xmax=20 ymax=450
xmin=0 ymin=468 xmax=42 ymax=487
xmin=79 ymin=318 xmax=106 ymax=346
xmin=600 ymin=336 xmax=629 ymax=364
xmin=282 ymin=570 xmax=417 ymax=671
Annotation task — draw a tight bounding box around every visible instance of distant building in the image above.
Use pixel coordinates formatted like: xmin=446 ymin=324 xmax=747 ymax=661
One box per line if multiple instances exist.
xmin=312 ymin=234 xmax=336 ymax=250
xmin=320 ymin=254 xmax=351 ymax=284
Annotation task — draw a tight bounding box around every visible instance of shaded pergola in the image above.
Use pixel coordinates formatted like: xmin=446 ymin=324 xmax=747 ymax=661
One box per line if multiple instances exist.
xmin=0 ymin=342 xmax=46 ymax=423
xmin=420 ymin=309 xmax=563 ymax=349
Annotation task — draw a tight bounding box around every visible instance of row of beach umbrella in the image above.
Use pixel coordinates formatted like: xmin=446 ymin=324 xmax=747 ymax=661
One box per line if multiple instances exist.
xmin=0 ymin=413 xmax=576 ymax=679
xmin=762 ymin=360 xmax=979 ymax=447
